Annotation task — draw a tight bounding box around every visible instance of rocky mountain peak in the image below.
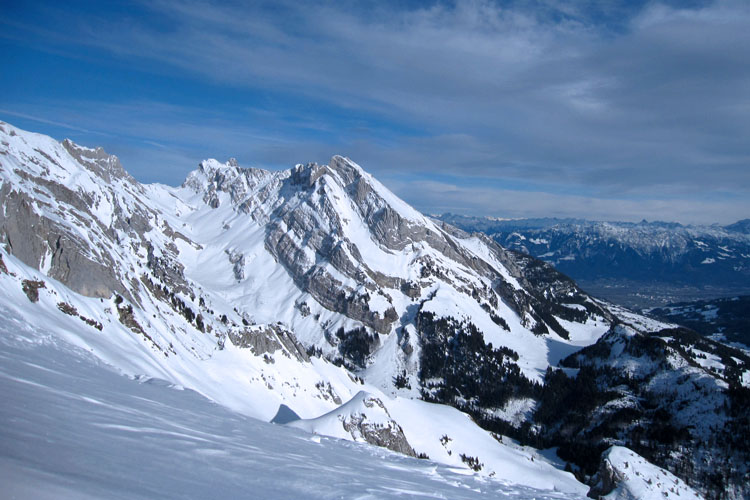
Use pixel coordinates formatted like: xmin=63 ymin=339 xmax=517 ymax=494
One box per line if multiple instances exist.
xmin=60 ymin=138 xmax=132 ymax=184
xmin=328 ymin=154 xmax=366 ymax=184
xmin=184 ymin=158 xmax=279 ymax=209
xmin=289 ymin=161 xmax=328 ymax=188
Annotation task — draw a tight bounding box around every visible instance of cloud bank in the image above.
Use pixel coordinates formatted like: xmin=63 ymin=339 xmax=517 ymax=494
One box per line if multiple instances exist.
xmin=1 ymin=0 xmax=748 ymax=223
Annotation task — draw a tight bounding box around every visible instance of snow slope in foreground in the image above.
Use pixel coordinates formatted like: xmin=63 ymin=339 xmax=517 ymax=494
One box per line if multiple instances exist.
xmin=0 ymin=309 xmax=583 ymax=500
xmin=289 ymin=391 xmax=586 ymax=494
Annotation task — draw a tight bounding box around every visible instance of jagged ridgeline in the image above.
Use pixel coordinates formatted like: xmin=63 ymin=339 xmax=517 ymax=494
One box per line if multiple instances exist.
xmin=1 ymin=120 xmax=748 ymax=499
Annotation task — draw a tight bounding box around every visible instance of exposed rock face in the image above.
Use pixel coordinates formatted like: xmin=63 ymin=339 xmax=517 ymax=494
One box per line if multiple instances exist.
xmin=1 ymin=138 xmax=139 ymax=301
xmin=0 ymin=184 xmax=124 ymax=299
xmin=225 ymin=249 xmax=245 ymax=281
xmin=116 ymin=300 xmax=146 ymax=335
xmin=588 ymin=452 xmax=623 ymax=499
xmin=264 ymin=163 xmax=402 ymax=334
xmin=0 ymin=121 xmax=195 ymax=308
xmin=21 ymin=279 xmax=46 ymax=302
xmin=286 ymin=391 xmax=416 ymax=458
xmin=146 ymin=242 xmax=192 ymax=297
xmin=183 ymin=158 xmax=280 ymax=218
xmin=506 ymin=250 xmax=615 ymax=337
xmin=228 ymin=324 xmax=310 ymax=363
xmin=341 ymin=406 xmax=416 ymax=457
xmin=61 ymin=139 xmax=132 ymax=184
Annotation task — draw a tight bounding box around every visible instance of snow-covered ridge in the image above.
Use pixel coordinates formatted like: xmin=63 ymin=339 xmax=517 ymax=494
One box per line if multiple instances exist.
xmin=0 ymin=121 xmax=740 ymax=498
xmin=0 ymin=120 xmax=607 ymax=489
xmin=287 ymin=390 xmax=586 ymax=494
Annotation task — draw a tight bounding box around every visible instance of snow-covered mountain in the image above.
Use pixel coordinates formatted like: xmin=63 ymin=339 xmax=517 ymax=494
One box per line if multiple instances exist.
xmin=437 ymin=214 xmax=750 ymax=308
xmin=1 ymin=120 xmax=744 ymax=498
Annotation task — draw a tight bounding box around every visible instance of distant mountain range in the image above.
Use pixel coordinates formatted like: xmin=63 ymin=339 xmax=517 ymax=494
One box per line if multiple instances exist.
xmin=436 ymin=214 xmax=750 ymax=309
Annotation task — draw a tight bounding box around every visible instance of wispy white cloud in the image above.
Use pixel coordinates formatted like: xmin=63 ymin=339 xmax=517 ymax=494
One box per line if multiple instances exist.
xmin=0 ymin=109 xmax=104 ymax=135
xmin=387 ymin=177 xmax=748 ymax=225
xmin=2 ymin=0 xmax=749 ymax=222
xmin=0 ymin=98 xmax=343 ymax=183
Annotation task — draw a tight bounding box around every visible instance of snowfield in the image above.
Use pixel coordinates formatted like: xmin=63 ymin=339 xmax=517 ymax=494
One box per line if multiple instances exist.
xmin=0 ymin=307 xmax=584 ymax=500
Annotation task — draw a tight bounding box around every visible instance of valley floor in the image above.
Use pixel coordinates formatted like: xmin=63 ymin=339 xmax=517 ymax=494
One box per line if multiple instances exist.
xmin=578 ymin=278 xmax=750 ymax=309
xmin=0 ymin=310 xmax=582 ymax=500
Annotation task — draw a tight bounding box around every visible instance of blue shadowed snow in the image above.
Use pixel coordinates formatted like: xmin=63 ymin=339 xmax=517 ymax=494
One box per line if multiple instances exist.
xmin=0 ymin=308 xmax=582 ymax=500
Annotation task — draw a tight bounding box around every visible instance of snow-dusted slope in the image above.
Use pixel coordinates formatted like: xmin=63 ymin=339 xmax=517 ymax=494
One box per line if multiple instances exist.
xmin=0 ymin=243 xmax=364 ymax=423
xmin=0 ymin=230 xmax=589 ymax=495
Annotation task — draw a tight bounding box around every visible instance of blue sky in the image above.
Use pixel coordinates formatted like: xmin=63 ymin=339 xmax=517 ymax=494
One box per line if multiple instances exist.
xmin=1 ymin=0 xmax=748 ymax=224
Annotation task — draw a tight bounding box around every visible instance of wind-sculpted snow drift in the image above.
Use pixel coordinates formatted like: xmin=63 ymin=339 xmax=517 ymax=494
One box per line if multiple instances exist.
xmin=1 ymin=120 xmax=744 ymax=498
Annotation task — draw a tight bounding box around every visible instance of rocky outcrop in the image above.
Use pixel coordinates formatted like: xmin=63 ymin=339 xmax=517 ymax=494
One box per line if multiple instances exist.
xmin=22 ymin=279 xmax=46 ymax=302
xmin=588 ymin=447 xmax=704 ymax=500
xmin=265 ymin=209 xmax=398 ymax=334
xmin=342 ymin=409 xmax=416 ymax=457
xmin=228 ymin=324 xmax=310 ymax=363
xmin=145 ymin=243 xmax=192 ymax=297
xmin=293 ymin=392 xmax=417 ymax=457
xmin=225 ymin=249 xmax=245 ymax=281
xmin=182 ymin=158 xmax=279 ymax=212
xmin=588 ymin=452 xmax=623 ymax=499
xmin=0 ymin=185 xmax=126 ymax=299
xmin=61 ymin=139 xmax=132 ymax=184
